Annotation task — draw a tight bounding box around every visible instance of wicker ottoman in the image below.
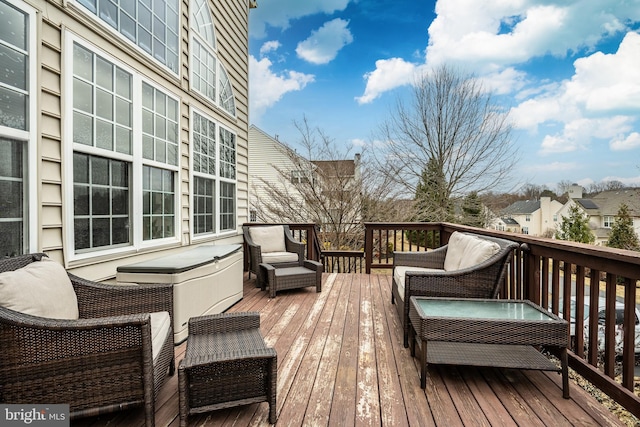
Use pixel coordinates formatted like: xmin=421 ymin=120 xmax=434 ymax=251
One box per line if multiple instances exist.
xmin=259 ymin=260 xmax=323 ymax=298
xmin=178 ymin=313 xmax=277 ymax=426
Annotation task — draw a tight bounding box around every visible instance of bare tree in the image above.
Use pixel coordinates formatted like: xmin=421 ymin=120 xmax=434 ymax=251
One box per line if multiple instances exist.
xmin=251 ymin=117 xmax=402 ymax=249
xmin=373 ymin=65 xmax=519 ymax=216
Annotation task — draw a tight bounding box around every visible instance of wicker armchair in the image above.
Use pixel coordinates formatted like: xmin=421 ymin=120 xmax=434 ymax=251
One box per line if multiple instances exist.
xmin=243 ymin=225 xmax=304 ymax=287
xmin=0 ymin=253 xmax=175 ymax=426
xmin=392 ymin=233 xmax=519 ymax=347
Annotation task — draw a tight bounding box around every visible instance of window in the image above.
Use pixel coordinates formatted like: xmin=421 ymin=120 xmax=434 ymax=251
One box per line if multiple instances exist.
xmin=603 ymin=216 xmax=614 ymax=228
xmin=290 ymin=169 xmax=313 ymax=184
xmin=525 ymin=215 xmax=531 ymax=222
xmin=75 ymin=0 xmax=180 ymax=74
xmin=0 ymin=0 xmax=36 ymax=257
xmin=553 ymin=214 xmax=558 ymax=222
xmin=73 ymin=153 xmax=130 ymax=249
xmin=189 ymin=0 xmax=236 ymax=116
xmin=67 ymin=36 xmax=179 ymax=257
xmin=191 ymin=110 xmax=237 ymax=237
xmin=522 ymin=227 xmax=529 ymax=235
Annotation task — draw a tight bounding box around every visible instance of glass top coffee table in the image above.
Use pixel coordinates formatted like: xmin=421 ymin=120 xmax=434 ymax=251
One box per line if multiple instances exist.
xmin=408 ymin=297 xmax=569 ymax=398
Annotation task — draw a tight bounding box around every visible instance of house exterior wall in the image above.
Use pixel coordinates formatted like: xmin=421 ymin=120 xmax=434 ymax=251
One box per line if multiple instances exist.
xmin=3 ymin=0 xmax=250 ymax=280
xmin=248 ymin=125 xmax=308 ymax=221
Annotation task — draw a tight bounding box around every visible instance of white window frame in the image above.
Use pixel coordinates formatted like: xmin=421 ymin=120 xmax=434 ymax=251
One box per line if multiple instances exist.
xmin=63 ymin=33 xmax=181 ymax=262
xmin=0 ymin=0 xmax=38 ymax=255
xmin=189 ymin=108 xmax=237 ymax=241
xmin=69 ymin=0 xmax=181 ymax=77
xmin=188 ymin=0 xmax=236 ymax=117
xmin=522 ymin=227 xmax=529 ymax=235
xmin=603 ymin=216 xmax=614 ymax=228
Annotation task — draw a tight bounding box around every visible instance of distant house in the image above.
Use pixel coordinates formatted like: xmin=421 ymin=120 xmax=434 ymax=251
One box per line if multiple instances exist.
xmin=499 ymin=197 xmax=563 ymax=237
xmin=248 ymin=125 xmax=362 ymax=225
xmin=557 ymin=185 xmax=640 ymax=246
xmin=248 ymin=125 xmax=311 ymax=221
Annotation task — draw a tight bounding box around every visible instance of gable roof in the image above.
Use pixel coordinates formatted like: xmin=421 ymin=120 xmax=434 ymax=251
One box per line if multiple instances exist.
xmin=311 ymin=160 xmax=355 ymax=178
xmin=575 ymin=188 xmax=640 ymax=216
xmin=502 ymin=200 xmax=540 ymax=215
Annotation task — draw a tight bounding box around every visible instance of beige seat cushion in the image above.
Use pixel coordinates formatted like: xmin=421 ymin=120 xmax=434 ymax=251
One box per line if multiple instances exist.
xmin=262 ymin=251 xmax=299 ymax=264
xmin=443 ymin=232 xmax=500 ymax=271
xmin=249 ymin=225 xmax=286 ymax=253
xmin=0 ymin=258 xmax=79 ymax=320
xmin=150 ymin=311 xmax=171 ymax=360
xmin=393 ymin=266 xmax=443 ymax=303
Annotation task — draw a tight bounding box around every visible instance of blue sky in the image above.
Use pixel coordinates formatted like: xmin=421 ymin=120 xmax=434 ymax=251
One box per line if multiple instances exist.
xmin=248 ymin=0 xmax=640 ymax=192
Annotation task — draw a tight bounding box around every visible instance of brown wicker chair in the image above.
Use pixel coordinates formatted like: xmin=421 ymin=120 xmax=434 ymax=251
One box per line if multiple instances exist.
xmin=243 ymin=225 xmax=304 ymax=287
xmin=0 ymin=253 xmax=175 ymax=426
xmin=391 ymin=233 xmax=519 ymax=347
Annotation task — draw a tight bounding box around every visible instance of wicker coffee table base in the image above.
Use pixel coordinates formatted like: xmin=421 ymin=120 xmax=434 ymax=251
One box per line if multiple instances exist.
xmin=408 ymin=297 xmax=569 ymax=398
xmin=178 ymin=313 xmax=277 ymax=426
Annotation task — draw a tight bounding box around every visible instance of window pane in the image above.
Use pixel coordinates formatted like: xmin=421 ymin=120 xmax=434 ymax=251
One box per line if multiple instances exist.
xmin=96 ymin=89 xmax=113 ymax=120
xmin=92 ymin=187 xmax=109 ymax=215
xmin=112 ymin=217 xmax=129 ymax=244
xmin=0 ymin=44 xmax=27 ymax=90
xmin=96 ymin=56 xmax=113 ymax=90
xmin=0 ymin=86 xmax=27 ymax=130
xmin=92 ymin=217 xmax=111 ymax=247
xmin=73 ymin=78 xmax=93 ymax=113
xmin=74 ymin=218 xmax=90 ymax=250
xmin=0 ymin=1 xmax=27 ymax=49
xmin=73 ymin=44 xmax=93 ymax=80
xmin=74 ymin=185 xmax=90 ymax=215
xmin=0 ymin=139 xmax=23 ymax=178
xmin=73 ymin=112 xmax=93 ymax=145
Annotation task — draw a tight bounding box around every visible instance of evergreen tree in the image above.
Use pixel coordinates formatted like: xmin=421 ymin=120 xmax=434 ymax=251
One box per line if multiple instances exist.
xmin=414 ymin=157 xmax=452 ymax=222
xmin=461 ymin=191 xmax=485 ymax=227
xmin=556 ymin=204 xmax=595 ymax=244
xmin=606 ymin=203 xmax=640 ymax=251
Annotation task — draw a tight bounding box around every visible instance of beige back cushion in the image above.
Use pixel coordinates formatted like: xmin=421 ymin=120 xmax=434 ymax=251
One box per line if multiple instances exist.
xmin=443 ymin=232 xmax=501 ymax=271
xmin=0 ymin=258 xmax=79 ymax=319
xmin=249 ymin=225 xmax=286 ymax=253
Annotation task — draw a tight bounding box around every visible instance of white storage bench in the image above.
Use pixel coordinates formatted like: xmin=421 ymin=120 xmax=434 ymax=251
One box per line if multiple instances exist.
xmin=116 ymin=244 xmax=243 ymax=343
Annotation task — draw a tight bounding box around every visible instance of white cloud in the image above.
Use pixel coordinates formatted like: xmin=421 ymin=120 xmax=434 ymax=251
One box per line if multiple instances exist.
xmin=565 ymin=31 xmax=640 ymax=113
xmin=250 ymin=0 xmax=352 ymax=38
xmin=538 ymin=116 xmax=633 ymax=155
xmin=249 ymin=56 xmax=315 ymax=118
xmin=424 ymin=0 xmax=635 ymax=71
xmin=599 ymin=175 xmax=640 ymax=186
xmin=259 ymin=40 xmax=281 ymax=56
xmin=357 ymin=1 xmax=639 ymax=103
xmin=610 ymin=132 xmax=640 ymax=151
xmin=296 ymin=18 xmax=353 ymax=64
xmin=355 ymin=58 xmax=419 ymax=104
xmin=351 ymin=138 xmax=367 ymax=147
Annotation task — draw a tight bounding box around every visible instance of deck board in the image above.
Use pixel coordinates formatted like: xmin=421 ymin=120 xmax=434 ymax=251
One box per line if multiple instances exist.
xmin=72 ymin=272 xmax=626 ymax=427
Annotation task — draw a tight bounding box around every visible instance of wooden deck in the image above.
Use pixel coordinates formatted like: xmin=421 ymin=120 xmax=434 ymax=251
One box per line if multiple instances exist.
xmin=74 ymin=273 xmax=624 ymax=426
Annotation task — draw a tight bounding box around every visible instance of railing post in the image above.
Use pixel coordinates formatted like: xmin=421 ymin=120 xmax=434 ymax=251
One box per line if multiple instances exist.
xmin=364 ymin=224 xmax=373 ymax=274
xmin=522 ymin=244 xmax=540 ymax=303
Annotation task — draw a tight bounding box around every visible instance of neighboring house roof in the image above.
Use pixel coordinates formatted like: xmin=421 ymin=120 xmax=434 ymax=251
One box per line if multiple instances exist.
xmin=575 ymin=189 xmax=640 ymax=216
xmin=501 ymin=200 xmax=540 ymax=215
xmin=312 ymin=160 xmax=355 ymax=178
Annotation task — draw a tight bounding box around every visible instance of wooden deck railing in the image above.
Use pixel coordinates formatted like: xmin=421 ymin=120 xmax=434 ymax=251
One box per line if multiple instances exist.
xmin=244 ymin=221 xmax=640 ymax=417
